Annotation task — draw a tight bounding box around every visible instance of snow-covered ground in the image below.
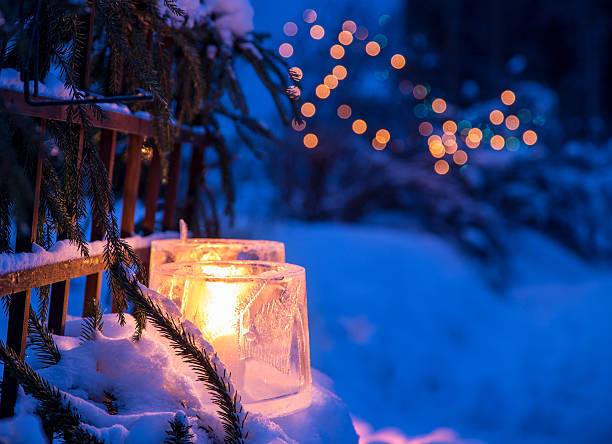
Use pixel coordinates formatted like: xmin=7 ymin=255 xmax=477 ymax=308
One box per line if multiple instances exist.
xmin=259 ymin=222 xmax=612 ymax=444
xmin=2 ymin=220 xmax=611 ymax=443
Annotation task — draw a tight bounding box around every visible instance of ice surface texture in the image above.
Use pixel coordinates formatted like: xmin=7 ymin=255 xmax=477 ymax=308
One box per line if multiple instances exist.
xmin=149 ymin=261 xmax=311 ymax=417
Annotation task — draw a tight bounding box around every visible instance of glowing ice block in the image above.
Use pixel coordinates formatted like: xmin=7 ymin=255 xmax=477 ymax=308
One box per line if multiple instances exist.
xmin=149 ymin=238 xmax=285 ymax=273
xmin=149 ymin=261 xmax=311 ymax=417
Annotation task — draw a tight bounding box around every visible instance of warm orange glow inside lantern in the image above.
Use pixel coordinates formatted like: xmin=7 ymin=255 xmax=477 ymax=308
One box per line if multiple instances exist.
xmin=149 ymin=261 xmax=311 ymax=417
xmin=149 ymin=238 xmax=285 ymax=271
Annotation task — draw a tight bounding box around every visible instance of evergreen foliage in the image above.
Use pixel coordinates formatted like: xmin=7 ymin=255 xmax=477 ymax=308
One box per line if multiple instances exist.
xmin=27 ymin=309 xmax=62 ymax=367
xmin=164 ymin=413 xmax=195 ymax=444
xmin=79 ymin=299 xmax=105 ymax=344
xmin=129 ymin=285 xmax=248 ymax=444
xmin=0 ymin=340 xmax=103 ymax=443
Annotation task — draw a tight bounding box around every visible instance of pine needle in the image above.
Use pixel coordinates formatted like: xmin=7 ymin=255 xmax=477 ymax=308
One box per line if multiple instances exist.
xmin=0 ymin=340 xmax=103 ymax=444
xmin=79 ymin=300 xmax=105 ymax=344
xmin=27 ymin=309 xmax=61 ymax=368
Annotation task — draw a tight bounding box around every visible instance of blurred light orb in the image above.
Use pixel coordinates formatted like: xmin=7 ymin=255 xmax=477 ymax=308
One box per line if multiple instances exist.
xmin=365 ymin=41 xmax=381 ymax=56
xmin=490 ymin=134 xmax=505 ymax=150
xmin=342 ymin=20 xmax=357 ymax=34
xmin=303 ymin=133 xmax=318 ymax=148
xmin=523 ymin=129 xmax=538 ymax=145
xmin=413 ymin=104 xmax=428 ymax=118
xmin=458 ymin=120 xmax=472 ymax=131
xmin=418 ymin=121 xmax=433 ymax=137
xmin=453 ymin=150 xmax=468 ymax=165
xmin=428 ymin=135 xmax=442 ymax=145
xmin=429 ymin=141 xmax=445 ymax=158
xmin=378 ymin=14 xmax=391 ymax=26
xmin=301 ymin=102 xmax=316 ymax=117
xmin=332 ymin=65 xmax=347 ymax=80
xmin=442 ymin=133 xmax=456 ymax=146
xmin=466 ymin=138 xmax=480 ymax=149
xmin=390 ymin=54 xmax=406 ymax=70
xmin=432 ymin=98 xmax=447 ymax=114
xmin=292 ymin=118 xmax=306 ymax=131
xmin=373 ymin=34 xmax=388 ymax=48
xmin=286 ymin=85 xmax=301 ymax=99
xmin=372 ymin=138 xmax=386 ymax=150
xmin=289 ymin=67 xmax=303 ymax=81
xmin=467 ymin=128 xmax=483 ymax=143
xmin=338 ymin=30 xmax=353 ymax=45
xmin=310 ymin=25 xmax=325 ymax=40
xmin=279 ymin=43 xmax=293 ymax=58
xmin=352 ymin=119 xmax=367 ymax=134
xmin=501 ymin=90 xmax=516 ymax=106
xmin=505 ymin=115 xmax=520 ymax=130
xmin=434 ymin=159 xmax=450 ymax=175
xmin=330 ymin=44 xmax=345 ymax=59
xmin=489 ymin=109 xmax=504 ymax=125
xmin=443 ymin=120 xmax=457 ymax=134
xmin=445 ymin=143 xmax=458 ymax=155
xmin=303 ymin=9 xmax=317 ymax=23
xmin=315 ymin=84 xmax=331 ymax=99
xmin=399 ymin=80 xmax=413 ymax=95
xmin=376 ymin=129 xmax=391 ymax=144
xmin=413 ymin=84 xmax=428 ymax=100
xmin=337 ymin=104 xmax=352 ymax=119
xmin=355 ymin=26 xmax=369 ymax=40
xmin=283 ymin=22 xmax=298 ymax=37
xmin=506 ymin=136 xmax=520 ymax=151
xmin=324 ymin=74 xmax=339 ymax=89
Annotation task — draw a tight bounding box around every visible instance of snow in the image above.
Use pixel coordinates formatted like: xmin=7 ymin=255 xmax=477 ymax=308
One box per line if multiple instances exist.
xmin=256 ymin=222 xmax=612 ymax=444
xmin=0 ymin=232 xmax=178 ymax=275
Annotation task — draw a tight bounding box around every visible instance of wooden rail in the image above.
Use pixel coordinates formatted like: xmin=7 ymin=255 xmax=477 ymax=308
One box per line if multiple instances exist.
xmin=0 ymin=86 xmax=211 ymax=417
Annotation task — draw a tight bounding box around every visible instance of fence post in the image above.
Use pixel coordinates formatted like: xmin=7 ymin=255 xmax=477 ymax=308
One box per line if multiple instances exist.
xmin=0 ymin=120 xmax=45 ymax=417
xmin=83 ymin=129 xmax=117 ymax=317
xmin=162 ymin=142 xmax=182 ymax=231
xmin=120 ymin=134 xmax=144 ymax=238
xmin=142 ymin=146 xmax=161 ymax=236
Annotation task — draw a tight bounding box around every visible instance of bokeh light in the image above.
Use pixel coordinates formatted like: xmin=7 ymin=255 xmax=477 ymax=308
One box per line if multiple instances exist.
xmin=372 ymin=138 xmax=386 ymax=150
xmin=429 ymin=141 xmax=445 ymax=158
xmin=413 ymin=84 xmax=428 ymax=100
xmin=283 ymin=22 xmax=298 ymax=37
xmin=443 ymin=120 xmax=457 ymax=134
xmin=375 ymin=129 xmax=391 ymax=144
xmin=303 ymin=9 xmax=317 ymax=23
xmin=505 ymin=115 xmax=520 ymax=130
xmin=465 ymin=138 xmax=480 ymax=149
xmin=310 ymin=25 xmax=325 ymax=40
xmin=434 ymin=159 xmax=449 ymax=175
xmin=289 ymin=67 xmax=303 ymax=81
xmin=324 ymin=74 xmax=339 ymax=89
xmin=279 ymin=43 xmax=293 ymax=58
xmin=467 ymin=128 xmax=483 ymax=143
xmin=330 ymin=44 xmax=345 ymax=59
xmin=301 ymin=102 xmax=316 ymax=117
xmin=355 ymin=26 xmax=368 ymax=40
xmin=338 ymin=31 xmax=353 ymax=45
xmin=342 ymin=20 xmax=357 ymax=34
xmin=337 ymin=104 xmax=352 ymax=119
xmin=418 ymin=121 xmax=433 ymax=136
xmin=501 ymin=90 xmax=516 ymax=106
xmin=352 ymin=119 xmax=367 ymax=134
xmin=291 ymin=118 xmax=306 ymax=131
xmin=489 ymin=109 xmax=504 ymax=125
xmin=490 ymin=134 xmax=505 ymax=150
xmin=453 ymin=150 xmax=468 ymax=165
xmin=365 ymin=41 xmax=381 ymax=56
xmin=523 ymin=129 xmax=538 ymax=145
xmin=315 ymin=84 xmax=331 ymax=99
xmin=303 ymin=133 xmax=318 ymax=148
xmin=332 ymin=65 xmax=347 ymax=80
xmin=432 ymin=98 xmax=447 ymax=114
xmin=390 ymin=54 xmax=406 ymax=69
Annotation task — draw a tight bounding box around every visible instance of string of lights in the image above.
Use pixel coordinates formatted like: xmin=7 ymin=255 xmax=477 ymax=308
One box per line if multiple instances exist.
xmin=279 ymin=9 xmax=541 ymax=175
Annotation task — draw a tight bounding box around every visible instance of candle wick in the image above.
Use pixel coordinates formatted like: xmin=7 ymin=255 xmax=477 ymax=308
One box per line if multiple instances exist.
xmin=179 ymin=219 xmax=188 ymax=242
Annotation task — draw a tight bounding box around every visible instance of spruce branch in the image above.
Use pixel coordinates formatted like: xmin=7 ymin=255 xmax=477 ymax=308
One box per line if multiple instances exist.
xmin=0 ymin=340 xmax=103 ymax=444
xmin=27 ymin=309 xmax=62 ymax=368
xmin=164 ymin=413 xmax=195 ymax=444
xmin=79 ymin=300 xmax=105 ymax=344
xmin=128 ymin=286 xmax=248 ymax=444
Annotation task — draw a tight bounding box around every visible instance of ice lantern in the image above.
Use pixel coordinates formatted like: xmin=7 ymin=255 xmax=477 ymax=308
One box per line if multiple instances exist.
xmin=149 ymin=261 xmax=311 ymax=417
xmin=149 ymin=238 xmax=285 ymax=271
